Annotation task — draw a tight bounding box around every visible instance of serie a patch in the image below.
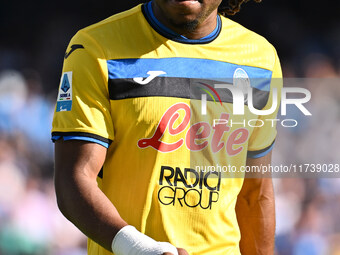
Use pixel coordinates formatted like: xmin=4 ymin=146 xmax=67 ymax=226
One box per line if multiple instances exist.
xmin=56 ymin=71 xmax=73 ymax=112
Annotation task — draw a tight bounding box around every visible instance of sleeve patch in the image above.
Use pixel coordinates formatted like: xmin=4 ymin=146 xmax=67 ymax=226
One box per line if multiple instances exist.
xmin=56 ymin=72 xmax=73 ymax=112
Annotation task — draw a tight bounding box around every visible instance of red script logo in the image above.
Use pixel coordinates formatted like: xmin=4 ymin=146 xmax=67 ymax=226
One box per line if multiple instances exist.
xmin=137 ymin=103 xmax=249 ymax=155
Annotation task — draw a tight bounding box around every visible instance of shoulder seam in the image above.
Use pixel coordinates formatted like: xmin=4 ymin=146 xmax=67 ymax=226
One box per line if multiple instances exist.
xmin=220 ymin=16 xmax=276 ymax=72
xmin=76 ymin=30 xmax=111 ymax=101
xmin=78 ymin=30 xmax=107 ymax=60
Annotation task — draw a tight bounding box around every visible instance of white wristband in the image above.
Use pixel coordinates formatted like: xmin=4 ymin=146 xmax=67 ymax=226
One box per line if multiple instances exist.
xmin=111 ymin=225 xmax=178 ymax=255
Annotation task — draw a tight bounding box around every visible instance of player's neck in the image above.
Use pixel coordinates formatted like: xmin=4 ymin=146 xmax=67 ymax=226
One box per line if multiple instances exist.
xmin=151 ymin=2 xmax=218 ymax=40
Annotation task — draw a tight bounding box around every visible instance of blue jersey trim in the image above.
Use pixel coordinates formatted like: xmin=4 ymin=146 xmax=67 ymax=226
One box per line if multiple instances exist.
xmin=107 ymin=58 xmax=272 ymax=91
xmin=247 ymin=142 xmax=275 ymax=159
xmin=52 ymin=135 xmax=61 ymax=141
xmin=52 ymin=135 xmax=109 ymax=148
xmin=144 ymin=1 xmax=221 ymax=44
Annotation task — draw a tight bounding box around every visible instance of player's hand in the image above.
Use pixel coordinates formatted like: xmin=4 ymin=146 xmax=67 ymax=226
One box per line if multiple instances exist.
xmin=163 ymin=247 xmax=189 ymax=255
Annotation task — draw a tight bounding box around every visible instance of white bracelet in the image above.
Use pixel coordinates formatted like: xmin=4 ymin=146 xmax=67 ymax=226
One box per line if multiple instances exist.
xmin=111 ymin=225 xmax=178 ymax=255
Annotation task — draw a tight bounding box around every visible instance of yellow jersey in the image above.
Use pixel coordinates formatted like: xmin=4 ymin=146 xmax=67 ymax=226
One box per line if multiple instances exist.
xmin=52 ymin=2 xmax=282 ymax=254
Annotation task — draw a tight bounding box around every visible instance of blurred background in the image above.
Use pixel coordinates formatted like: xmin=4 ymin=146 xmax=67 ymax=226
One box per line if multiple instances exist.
xmin=0 ymin=0 xmax=339 ymax=254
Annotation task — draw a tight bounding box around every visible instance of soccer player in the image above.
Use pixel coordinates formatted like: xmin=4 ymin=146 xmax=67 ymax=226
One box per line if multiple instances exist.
xmin=52 ymin=0 xmax=281 ymax=254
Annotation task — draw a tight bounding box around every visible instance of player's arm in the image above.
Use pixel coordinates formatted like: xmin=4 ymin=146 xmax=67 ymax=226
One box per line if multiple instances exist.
xmin=54 ymin=30 xmax=188 ymax=255
xmin=235 ymin=151 xmax=275 ymax=255
xmin=54 ymin=139 xmax=188 ymax=255
xmin=54 ymin=139 xmax=128 ymax=251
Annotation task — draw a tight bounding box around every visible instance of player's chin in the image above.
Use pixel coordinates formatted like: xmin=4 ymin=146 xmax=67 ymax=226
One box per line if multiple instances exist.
xmin=170 ymin=9 xmax=202 ymax=26
xmin=172 ymin=17 xmax=200 ymax=31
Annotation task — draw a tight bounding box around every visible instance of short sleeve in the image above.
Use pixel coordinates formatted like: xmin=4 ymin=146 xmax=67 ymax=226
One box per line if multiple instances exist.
xmin=51 ymin=30 xmax=114 ymax=146
xmin=247 ymin=48 xmax=283 ymax=158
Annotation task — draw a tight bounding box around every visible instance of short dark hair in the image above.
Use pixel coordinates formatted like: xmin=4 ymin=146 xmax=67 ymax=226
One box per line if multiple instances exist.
xmin=218 ymin=0 xmax=262 ymax=16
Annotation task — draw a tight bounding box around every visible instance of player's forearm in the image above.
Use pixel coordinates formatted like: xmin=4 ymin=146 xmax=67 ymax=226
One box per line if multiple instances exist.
xmin=54 ymin=140 xmax=182 ymax=255
xmin=236 ymin=179 xmax=275 ymax=255
xmin=55 ymin=173 xmax=128 ymax=251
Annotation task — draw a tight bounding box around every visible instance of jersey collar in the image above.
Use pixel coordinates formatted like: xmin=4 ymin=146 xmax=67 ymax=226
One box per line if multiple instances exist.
xmin=142 ymin=1 xmax=221 ymax=44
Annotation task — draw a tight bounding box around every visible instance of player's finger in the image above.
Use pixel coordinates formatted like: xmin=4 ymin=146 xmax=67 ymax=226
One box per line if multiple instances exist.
xmin=177 ymin=248 xmax=189 ymax=255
